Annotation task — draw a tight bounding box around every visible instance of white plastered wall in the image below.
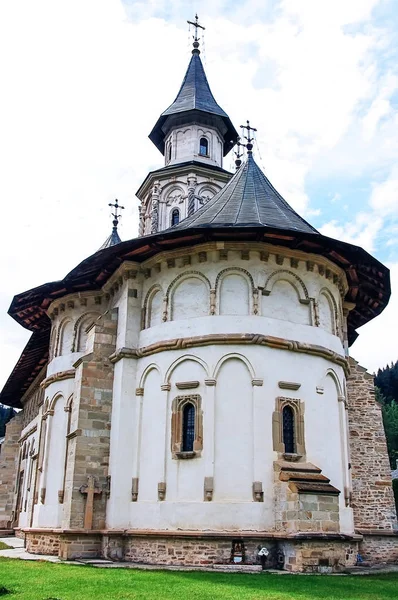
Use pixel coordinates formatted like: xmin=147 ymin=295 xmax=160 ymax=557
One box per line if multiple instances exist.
xmin=105 ymin=250 xmax=353 ymax=533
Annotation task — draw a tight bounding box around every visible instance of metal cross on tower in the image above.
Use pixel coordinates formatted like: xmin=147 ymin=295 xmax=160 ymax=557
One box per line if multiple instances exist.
xmin=187 ymin=14 xmax=205 ymax=54
xmin=240 ymin=120 xmax=257 ymax=153
xmin=109 ymin=199 xmax=125 ymax=231
xmin=187 ymin=13 xmax=205 ymax=41
xmin=234 ymin=137 xmax=244 ymax=170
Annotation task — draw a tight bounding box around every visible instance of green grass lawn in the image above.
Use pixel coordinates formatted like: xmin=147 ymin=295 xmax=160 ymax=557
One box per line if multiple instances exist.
xmin=0 ymin=543 xmax=10 ymax=551
xmin=0 ymin=558 xmax=397 ymax=600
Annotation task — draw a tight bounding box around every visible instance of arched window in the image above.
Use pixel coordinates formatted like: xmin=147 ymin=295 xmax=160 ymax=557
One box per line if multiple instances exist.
xmin=182 ymin=403 xmax=195 ymax=452
xmin=168 ymin=143 xmax=172 ymax=161
xmin=282 ymin=405 xmax=295 ymax=454
xmin=199 ymin=137 xmax=209 ymax=156
xmin=171 ymin=208 xmax=180 ymax=226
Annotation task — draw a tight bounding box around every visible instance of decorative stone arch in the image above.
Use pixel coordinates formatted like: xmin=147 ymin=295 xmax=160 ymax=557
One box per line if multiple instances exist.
xmin=49 ymin=327 xmax=57 ymax=361
xmin=164 ymin=184 xmax=186 ymax=207
xmin=215 ymin=267 xmax=256 ymax=316
xmin=167 ymin=271 xmax=211 ymax=321
xmin=138 ymin=363 xmax=163 ymax=390
xmin=142 ymin=284 xmax=164 ymax=329
xmin=212 ymin=353 xmax=256 ymax=382
xmin=263 ymin=269 xmax=309 ymax=304
xmin=72 ymin=311 xmax=101 ymax=352
xmin=319 ymin=368 xmax=345 ymax=404
xmin=65 ymin=394 xmax=74 ymax=413
xmin=215 ymin=267 xmax=255 ymax=293
xmin=196 ymin=183 xmax=219 ymax=205
xmin=48 ymin=393 xmax=65 ymax=415
xmin=318 ymin=287 xmax=339 ymax=335
xmin=56 ymin=317 xmax=74 ymax=356
xmin=165 ymin=354 xmax=209 ymax=385
xmin=272 ymin=396 xmax=306 ymax=457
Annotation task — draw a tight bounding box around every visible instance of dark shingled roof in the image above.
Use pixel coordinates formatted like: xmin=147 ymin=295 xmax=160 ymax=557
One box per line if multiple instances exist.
xmin=98 ymin=227 xmax=122 ymax=251
xmin=163 ymin=52 xmax=230 ymax=118
xmin=149 ymin=52 xmax=238 ymax=156
xmin=169 ymin=153 xmax=318 ymax=235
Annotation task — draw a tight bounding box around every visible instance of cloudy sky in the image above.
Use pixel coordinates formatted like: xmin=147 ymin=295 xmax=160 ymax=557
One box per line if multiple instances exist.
xmin=0 ymin=0 xmax=397 ymax=390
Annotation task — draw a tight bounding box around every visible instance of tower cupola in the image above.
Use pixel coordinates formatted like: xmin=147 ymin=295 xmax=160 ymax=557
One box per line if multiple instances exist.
xmin=149 ymin=16 xmax=238 ymax=169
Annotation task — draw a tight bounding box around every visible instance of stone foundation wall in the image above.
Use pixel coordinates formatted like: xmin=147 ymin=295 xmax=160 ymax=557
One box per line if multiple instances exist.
xmin=59 ymin=534 xmax=102 ymax=560
xmin=22 ymin=530 xmax=367 ymax=572
xmin=282 ymin=539 xmax=358 ymax=572
xmin=359 ymin=534 xmax=398 ymax=565
xmin=26 ymin=533 xmax=60 ymax=555
xmin=347 ymin=359 xmax=397 ymax=531
xmin=0 ymin=412 xmax=24 ymax=528
xmin=108 ymin=536 xmax=270 ymax=566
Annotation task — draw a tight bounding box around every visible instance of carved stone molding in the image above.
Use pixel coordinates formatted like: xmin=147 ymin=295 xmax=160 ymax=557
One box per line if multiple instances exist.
xmin=204 ymin=379 xmax=217 ymax=386
xmin=40 ymin=369 xmax=75 ymax=389
xmin=158 ymin=482 xmax=166 ymax=501
xmin=278 ymin=381 xmax=301 ymax=391
xmin=176 ymin=381 xmax=199 ymax=390
xmin=132 ymin=477 xmax=139 ymax=502
xmin=252 ymin=379 xmax=263 ymax=386
xmin=135 ymin=388 xmax=144 ymax=396
xmin=252 ymin=481 xmax=264 ymax=502
xmin=109 ymin=334 xmax=349 ymax=374
xmin=204 ymin=477 xmax=214 ymax=501
xmin=161 ymin=383 xmax=171 ymax=392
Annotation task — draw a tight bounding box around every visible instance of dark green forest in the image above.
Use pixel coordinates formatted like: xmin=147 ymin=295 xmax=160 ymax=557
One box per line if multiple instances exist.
xmin=375 ymin=360 xmax=398 ymax=470
xmin=0 ymin=405 xmax=16 ymax=438
xmin=375 ymin=360 xmax=398 ymax=513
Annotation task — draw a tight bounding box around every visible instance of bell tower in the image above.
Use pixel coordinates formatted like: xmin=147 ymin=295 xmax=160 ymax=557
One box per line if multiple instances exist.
xmin=137 ymin=16 xmax=238 ymax=235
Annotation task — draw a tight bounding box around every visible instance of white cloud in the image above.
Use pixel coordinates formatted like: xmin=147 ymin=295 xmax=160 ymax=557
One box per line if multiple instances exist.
xmin=319 ymin=212 xmax=384 ymax=252
xmin=351 ymin=262 xmax=398 ymax=373
xmin=0 ymin=0 xmax=397 ymax=388
xmin=370 ymin=167 xmax=398 ymax=216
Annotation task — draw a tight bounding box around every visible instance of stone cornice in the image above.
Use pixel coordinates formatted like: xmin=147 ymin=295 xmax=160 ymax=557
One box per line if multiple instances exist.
xmin=140 ymin=241 xmax=348 ymax=293
xmin=110 ymin=334 xmax=349 ymax=374
xmin=40 ymin=369 xmax=75 ymax=389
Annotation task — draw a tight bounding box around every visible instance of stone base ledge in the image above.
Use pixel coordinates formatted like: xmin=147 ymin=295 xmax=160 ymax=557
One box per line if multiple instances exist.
xmin=356 ymin=529 xmax=398 ymax=537
xmin=21 ymin=527 xmax=361 ymax=541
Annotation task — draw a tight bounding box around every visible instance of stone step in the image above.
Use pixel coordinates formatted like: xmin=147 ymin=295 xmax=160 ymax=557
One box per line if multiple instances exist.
xmin=0 ymin=530 xmax=15 ymax=537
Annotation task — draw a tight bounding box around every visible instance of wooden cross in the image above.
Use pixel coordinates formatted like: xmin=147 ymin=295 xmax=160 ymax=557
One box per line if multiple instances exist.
xmin=79 ymin=475 xmax=102 ymax=530
xmin=187 ymin=14 xmax=205 ymax=42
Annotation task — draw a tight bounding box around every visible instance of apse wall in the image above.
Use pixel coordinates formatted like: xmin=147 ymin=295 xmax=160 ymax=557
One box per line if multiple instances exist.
xmin=105 ymin=244 xmax=352 ymax=532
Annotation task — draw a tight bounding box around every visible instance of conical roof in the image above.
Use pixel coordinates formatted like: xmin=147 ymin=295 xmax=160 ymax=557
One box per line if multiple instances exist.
xmin=98 ymin=227 xmax=122 ymax=250
xmin=169 ymin=153 xmax=318 ymax=234
xmin=149 ymin=51 xmax=238 ymax=156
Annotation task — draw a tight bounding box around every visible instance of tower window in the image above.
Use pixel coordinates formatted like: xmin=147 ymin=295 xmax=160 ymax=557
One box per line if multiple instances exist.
xmin=282 ymin=405 xmax=295 ymax=454
xmin=168 ymin=143 xmax=172 ymax=161
xmin=171 ymin=208 xmax=180 ymax=226
xmin=182 ymin=403 xmax=195 ymax=452
xmin=199 ymin=137 xmax=209 ymax=156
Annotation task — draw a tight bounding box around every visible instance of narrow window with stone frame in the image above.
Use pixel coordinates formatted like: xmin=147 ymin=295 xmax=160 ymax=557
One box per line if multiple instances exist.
xmin=171 ymin=208 xmax=180 ymax=226
xmin=199 ymin=137 xmax=209 ymax=157
xmin=272 ymin=397 xmax=305 ymax=459
xmin=171 ymin=395 xmax=203 ymax=458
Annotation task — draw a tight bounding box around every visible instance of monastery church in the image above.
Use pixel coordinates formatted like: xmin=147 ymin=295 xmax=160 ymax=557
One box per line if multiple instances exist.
xmin=0 ymin=19 xmax=397 ymax=571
